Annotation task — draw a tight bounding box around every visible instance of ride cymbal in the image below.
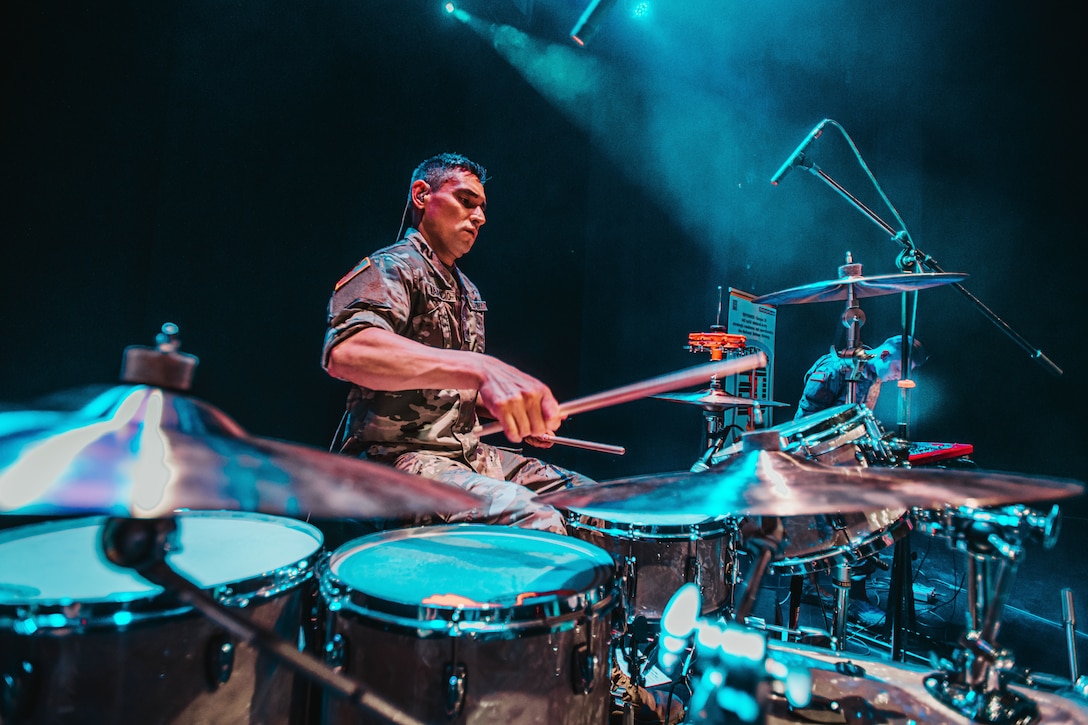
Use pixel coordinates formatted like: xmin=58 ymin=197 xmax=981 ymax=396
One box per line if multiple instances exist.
xmin=0 ymin=385 xmax=482 ymax=520
xmin=754 ymin=272 xmax=967 ymax=306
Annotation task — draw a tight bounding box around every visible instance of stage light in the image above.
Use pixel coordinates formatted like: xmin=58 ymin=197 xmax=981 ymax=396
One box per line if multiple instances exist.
xmin=570 ymin=0 xmax=619 ymax=47
xmin=442 ymin=1 xmax=470 ymax=23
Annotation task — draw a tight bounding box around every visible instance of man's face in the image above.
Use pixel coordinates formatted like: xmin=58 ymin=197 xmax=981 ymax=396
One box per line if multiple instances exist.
xmin=877 ymin=353 xmax=915 ymax=382
xmin=417 ymin=169 xmax=487 ymax=266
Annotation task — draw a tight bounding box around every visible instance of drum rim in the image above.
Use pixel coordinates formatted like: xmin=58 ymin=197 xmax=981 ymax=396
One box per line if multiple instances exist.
xmin=320 ymin=524 xmax=618 ymax=638
xmin=777 ymin=403 xmax=874 ymax=445
xmin=769 ymin=511 xmax=913 ymax=575
xmin=0 ymin=510 xmax=323 ymax=632
xmin=567 ymin=512 xmax=735 ymax=540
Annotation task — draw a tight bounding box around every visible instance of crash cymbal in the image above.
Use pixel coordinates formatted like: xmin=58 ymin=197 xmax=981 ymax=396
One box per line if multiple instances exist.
xmin=653 ymin=390 xmax=791 ymax=412
xmin=754 ymin=272 xmax=967 ymax=306
xmin=0 ymin=385 xmax=482 ymax=520
xmin=538 ymin=431 xmax=1083 ymax=520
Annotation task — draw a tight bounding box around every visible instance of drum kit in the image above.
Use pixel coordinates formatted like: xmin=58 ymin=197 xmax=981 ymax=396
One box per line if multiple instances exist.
xmin=1 ymin=262 xmax=1087 ymax=725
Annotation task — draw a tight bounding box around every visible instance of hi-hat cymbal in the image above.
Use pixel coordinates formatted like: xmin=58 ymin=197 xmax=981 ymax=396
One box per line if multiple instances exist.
xmin=0 ymin=385 xmax=482 ymax=520
xmin=754 ymin=272 xmax=967 ymax=306
xmin=538 ymin=433 xmax=1084 ymax=520
xmin=653 ymin=390 xmax=791 ymax=412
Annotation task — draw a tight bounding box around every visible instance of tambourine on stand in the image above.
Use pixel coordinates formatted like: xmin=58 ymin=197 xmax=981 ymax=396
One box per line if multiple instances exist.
xmin=686 ymin=329 xmax=751 ymax=466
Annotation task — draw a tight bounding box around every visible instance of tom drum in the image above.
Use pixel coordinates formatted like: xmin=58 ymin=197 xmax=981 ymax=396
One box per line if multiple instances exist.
xmin=0 ymin=511 xmax=323 ymax=724
xmin=318 ymin=524 xmax=618 ymax=725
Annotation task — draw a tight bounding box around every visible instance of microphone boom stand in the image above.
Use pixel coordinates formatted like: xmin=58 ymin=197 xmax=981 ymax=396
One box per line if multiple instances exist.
xmin=799 ymin=159 xmax=1062 ymax=378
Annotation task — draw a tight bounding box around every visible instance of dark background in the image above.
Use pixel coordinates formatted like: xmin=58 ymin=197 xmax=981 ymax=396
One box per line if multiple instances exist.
xmin=3 ymin=0 xmax=1085 ymax=675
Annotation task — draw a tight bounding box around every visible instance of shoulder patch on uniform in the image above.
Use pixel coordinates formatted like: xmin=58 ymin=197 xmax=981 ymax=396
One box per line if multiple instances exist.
xmin=335 ymin=258 xmax=371 ymax=291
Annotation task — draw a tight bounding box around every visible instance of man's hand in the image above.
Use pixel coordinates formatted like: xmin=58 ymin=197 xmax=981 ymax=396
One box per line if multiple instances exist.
xmin=476 ymin=358 xmax=562 ymax=443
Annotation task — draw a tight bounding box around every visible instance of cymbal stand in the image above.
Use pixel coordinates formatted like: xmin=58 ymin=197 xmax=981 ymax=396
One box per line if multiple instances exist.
xmin=690 ymin=377 xmax=734 ymax=471
xmin=919 ymin=504 xmax=1061 ymax=724
xmin=732 ymin=516 xmax=787 ymax=626
xmin=99 ymin=516 xmax=424 ymax=725
xmin=833 ymin=253 xmax=871 ymax=409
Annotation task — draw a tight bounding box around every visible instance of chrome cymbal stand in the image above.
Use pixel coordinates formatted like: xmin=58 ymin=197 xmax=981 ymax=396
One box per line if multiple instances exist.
xmin=919 ymin=504 xmax=1061 ymax=724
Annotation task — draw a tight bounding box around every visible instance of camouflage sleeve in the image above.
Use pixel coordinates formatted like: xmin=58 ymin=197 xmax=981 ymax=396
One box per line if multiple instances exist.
xmin=322 ymin=253 xmax=415 ymax=369
xmin=795 ymin=360 xmax=846 ymax=418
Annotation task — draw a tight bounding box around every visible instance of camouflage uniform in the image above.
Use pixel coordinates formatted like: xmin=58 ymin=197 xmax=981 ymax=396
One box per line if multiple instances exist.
xmin=794 ymin=346 xmax=880 ymax=420
xmin=323 ymin=229 xmax=592 ymax=533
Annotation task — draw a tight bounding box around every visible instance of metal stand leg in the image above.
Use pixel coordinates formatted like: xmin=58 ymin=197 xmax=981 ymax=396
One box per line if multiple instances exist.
xmin=921 ymin=505 xmax=1061 ymax=724
xmin=887 ymin=534 xmax=917 ymax=661
xmin=831 ymin=563 xmax=852 ymax=651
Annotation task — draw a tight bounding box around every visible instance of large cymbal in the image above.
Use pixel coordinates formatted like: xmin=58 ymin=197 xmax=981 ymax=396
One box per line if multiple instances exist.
xmin=754 ymin=272 xmax=967 ymax=306
xmin=538 ymin=433 xmax=1084 ymax=520
xmin=653 ymin=389 xmax=791 ymax=412
xmin=0 ymin=385 xmax=482 ymax=520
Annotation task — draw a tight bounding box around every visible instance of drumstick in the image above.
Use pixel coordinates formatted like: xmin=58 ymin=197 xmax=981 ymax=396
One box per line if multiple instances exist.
xmin=541 ymin=434 xmax=626 ymax=455
xmin=479 ymin=352 xmax=768 ymax=438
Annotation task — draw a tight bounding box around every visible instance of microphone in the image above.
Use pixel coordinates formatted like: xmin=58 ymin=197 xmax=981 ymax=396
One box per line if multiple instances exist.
xmin=770 ymin=119 xmax=830 ymax=185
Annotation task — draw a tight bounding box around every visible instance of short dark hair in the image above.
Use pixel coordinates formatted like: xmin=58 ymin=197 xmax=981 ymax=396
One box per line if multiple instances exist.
xmin=883 ymin=334 xmax=929 ymax=366
xmin=411 ymin=153 xmax=488 ymax=190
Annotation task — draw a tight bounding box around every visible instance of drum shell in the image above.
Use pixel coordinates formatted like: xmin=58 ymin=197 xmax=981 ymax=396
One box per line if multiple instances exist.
xmin=321 ymin=608 xmax=612 ymax=725
xmin=769 ymin=509 xmax=912 ymax=575
xmin=0 ymin=592 xmax=308 ymax=724
xmin=317 ymin=525 xmax=618 ymax=725
xmin=568 ymin=514 xmax=735 ymax=622
xmin=771 ymin=403 xmax=895 ymax=467
xmin=0 ymin=512 xmax=323 ymax=725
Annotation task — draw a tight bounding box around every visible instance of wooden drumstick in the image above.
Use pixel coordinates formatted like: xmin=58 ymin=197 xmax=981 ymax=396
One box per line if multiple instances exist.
xmin=539 ymin=434 xmax=626 ymax=455
xmin=478 ymin=352 xmax=768 ymax=438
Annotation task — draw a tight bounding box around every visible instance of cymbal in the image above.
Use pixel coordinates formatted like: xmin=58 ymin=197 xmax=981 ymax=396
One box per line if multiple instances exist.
xmin=754 ymin=272 xmax=967 ymax=306
xmin=0 ymin=385 xmax=482 ymax=520
xmin=653 ymin=390 xmax=791 ymax=412
xmin=538 ymin=433 xmax=1084 ymax=520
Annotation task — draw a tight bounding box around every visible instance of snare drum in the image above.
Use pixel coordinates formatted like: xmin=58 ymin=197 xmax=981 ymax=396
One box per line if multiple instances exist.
xmin=770 ymin=403 xmax=896 ymax=467
xmin=0 ymin=511 xmax=323 ymax=724
xmin=567 ymin=510 xmax=736 ymax=623
xmin=318 ymin=524 xmax=618 ymax=725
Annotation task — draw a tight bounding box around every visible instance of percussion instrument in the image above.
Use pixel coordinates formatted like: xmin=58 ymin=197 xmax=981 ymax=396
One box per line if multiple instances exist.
xmin=753 ymin=271 xmax=968 ymax=306
xmin=686 ymin=331 xmax=747 ymax=361
xmin=566 ymin=509 xmax=737 ymax=623
xmin=652 ymin=389 xmax=790 ymax=412
xmin=317 ymin=525 xmax=619 ymax=725
xmin=537 ymin=429 xmax=1085 ymax=520
xmin=0 ymin=384 xmax=481 ymax=519
xmin=0 ymin=511 xmax=323 ymax=724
